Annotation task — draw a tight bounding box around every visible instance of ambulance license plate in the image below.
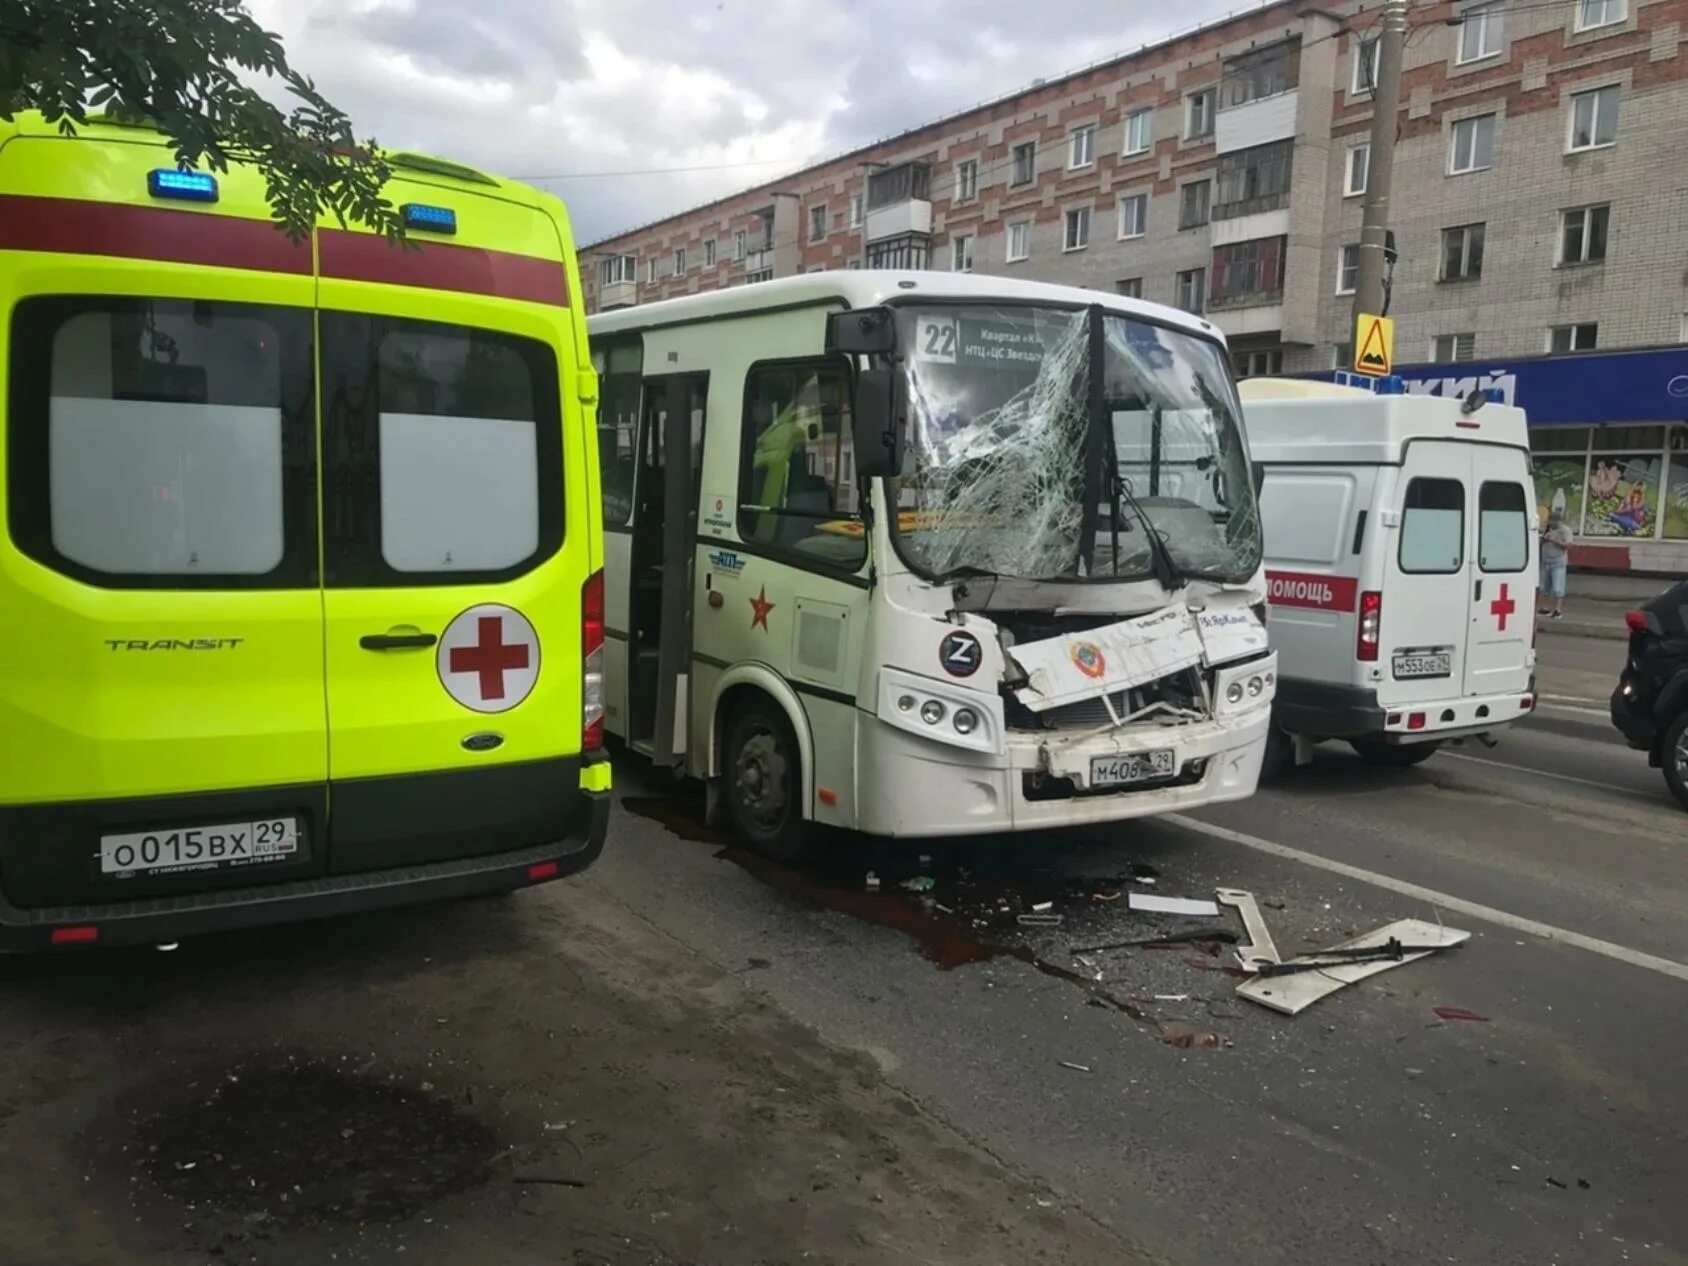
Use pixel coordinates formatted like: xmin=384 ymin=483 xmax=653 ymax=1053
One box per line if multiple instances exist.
xmin=1090 ymin=749 xmax=1176 ymax=787
xmin=99 ymin=817 xmax=301 ymax=877
xmin=1392 ymin=650 xmax=1452 ymax=679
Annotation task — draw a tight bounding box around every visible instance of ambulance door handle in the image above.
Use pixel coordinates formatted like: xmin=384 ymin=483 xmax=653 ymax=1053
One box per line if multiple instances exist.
xmin=1473 ymin=579 xmax=1482 ymax=601
xmin=360 ymin=632 xmax=438 ymax=651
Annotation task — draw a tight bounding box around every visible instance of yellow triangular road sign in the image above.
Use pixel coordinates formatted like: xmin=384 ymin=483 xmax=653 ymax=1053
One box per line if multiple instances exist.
xmin=1353 ymin=313 xmax=1394 ymax=377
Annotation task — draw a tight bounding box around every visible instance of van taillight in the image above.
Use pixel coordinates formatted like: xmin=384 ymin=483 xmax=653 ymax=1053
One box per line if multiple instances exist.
xmin=583 ymin=569 xmax=605 ymax=751
xmin=1357 ymin=591 xmax=1382 ymax=661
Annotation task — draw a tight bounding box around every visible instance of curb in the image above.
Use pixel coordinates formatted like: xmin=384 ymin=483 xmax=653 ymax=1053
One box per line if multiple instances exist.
xmin=1538 ymin=621 xmax=1624 ymax=643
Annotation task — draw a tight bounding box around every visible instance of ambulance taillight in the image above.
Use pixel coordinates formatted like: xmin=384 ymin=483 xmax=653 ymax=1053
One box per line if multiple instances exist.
xmin=1357 ymin=591 xmax=1382 ymax=661
xmin=583 ymin=570 xmax=606 ymax=751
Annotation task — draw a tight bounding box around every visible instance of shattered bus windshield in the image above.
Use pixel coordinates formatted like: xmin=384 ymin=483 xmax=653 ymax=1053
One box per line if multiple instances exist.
xmin=891 ymin=304 xmax=1260 ymax=584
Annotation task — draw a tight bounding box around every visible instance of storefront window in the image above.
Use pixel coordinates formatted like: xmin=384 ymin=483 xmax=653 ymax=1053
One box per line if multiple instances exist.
xmin=1583 ymin=453 xmax=1662 ymax=538
xmin=1531 ymin=455 xmax=1586 ymax=534
xmin=1663 ymin=453 xmax=1688 ymax=540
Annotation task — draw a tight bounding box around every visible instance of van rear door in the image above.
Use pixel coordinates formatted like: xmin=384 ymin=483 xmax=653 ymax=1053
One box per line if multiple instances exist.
xmin=1465 ymin=448 xmax=1535 ymax=697
xmin=1382 ymin=442 xmax=1471 ymax=705
xmin=315 ymin=186 xmax=588 ymax=875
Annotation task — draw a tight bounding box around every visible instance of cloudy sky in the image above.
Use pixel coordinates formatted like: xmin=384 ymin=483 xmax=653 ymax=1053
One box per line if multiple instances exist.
xmin=246 ymin=0 xmax=1245 ymax=244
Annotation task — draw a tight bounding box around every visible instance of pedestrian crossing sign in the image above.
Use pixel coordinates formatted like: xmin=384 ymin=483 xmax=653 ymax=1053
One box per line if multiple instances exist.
xmin=1353 ymin=313 xmax=1394 ymax=377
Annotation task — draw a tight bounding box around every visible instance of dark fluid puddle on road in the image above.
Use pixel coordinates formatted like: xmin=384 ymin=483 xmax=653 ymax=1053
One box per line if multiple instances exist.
xmin=619 ymin=793 xmax=1230 ymax=1038
xmin=130 ymin=1057 xmax=504 ymax=1229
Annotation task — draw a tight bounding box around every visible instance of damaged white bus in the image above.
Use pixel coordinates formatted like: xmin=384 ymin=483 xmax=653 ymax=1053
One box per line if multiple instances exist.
xmin=589 ymin=273 xmax=1275 ymax=860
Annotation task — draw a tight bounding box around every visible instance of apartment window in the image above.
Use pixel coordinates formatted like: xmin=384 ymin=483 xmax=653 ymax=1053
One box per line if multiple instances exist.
xmin=866 ymin=161 xmax=930 ymax=211
xmin=744 ymin=269 xmax=774 ymax=285
xmin=733 ymin=229 xmax=747 ymax=261
xmin=673 ymin=247 xmax=686 ymax=276
xmin=1175 ymin=267 xmax=1206 ymax=315
xmin=1449 ymin=114 xmax=1496 ymax=173
xmin=1006 ymin=220 xmax=1031 ymax=262
xmin=1458 ymin=5 xmax=1504 ymax=63
xmin=1215 ymin=140 xmax=1293 ymax=217
xmin=1569 ymin=85 xmax=1620 ymax=151
xmin=1433 ymin=333 xmax=1477 ymax=362
xmin=1333 ymin=342 xmax=1354 ymax=371
xmin=1576 ymin=0 xmax=1627 ymax=31
xmin=703 ymin=239 xmax=716 ymax=268
xmin=1236 ymin=348 xmax=1284 ymax=379
xmin=951 ymin=233 xmax=974 ymax=273
xmin=1011 ymin=140 xmax=1037 ymax=186
xmin=599 ymin=254 xmax=636 ymax=286
xmin=1441 ymin=223 xmax=1486 ymax=281
xmin=1186 ymin=88 xmax=1215 ymax=140
xmin=1680 ymin=313 xmax=1688 ymax=342
xmin=1337 ymin=244 xmax=1360 ymax=295
xmin=863 ymin=233 xmax=929 ymax=270
xmin=809 ymin=204 xmax=827 ymax=243
xmin=647 ymin=257 xmax=659 ymax=284
xmin=1211 ymin=236 xmax=1286 ymax=304
xmin=1179 ymin=180 xmax=1211 ymax=229
xmin=1345 ymin=144 xmax=1370 ymax=196
xmin=1550 ymin=322 xmax=1599 ymax=352
xmin=1124 ymin=108 xmax=1154 ymax=156
xmin=1221 ymin=42 xmax=1300 ymax=108
xmin=1069 ymin=124 xmax=1097 ymax=169
xmin=1353 ymin=37 xmax=1380 ymax=94
xmin=1118 ymin=192 xmax=1148 ymax=239
xmin=1560 ymin=204 xmax=1610 ymax=265
xmin=849 ymin=194 xmax=863 ymax=228
xmin=1064 ymin=206 xmax=1090 ymax=252
xmin=1116 ymin=277 xmax=1144 ymax=299
xmin=956 ymin=158 xmax=979 ymax=203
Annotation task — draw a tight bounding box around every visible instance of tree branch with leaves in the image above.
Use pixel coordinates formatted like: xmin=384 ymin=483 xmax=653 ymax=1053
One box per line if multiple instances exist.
xmin=0 ymin=0 xmax=403 ymax=242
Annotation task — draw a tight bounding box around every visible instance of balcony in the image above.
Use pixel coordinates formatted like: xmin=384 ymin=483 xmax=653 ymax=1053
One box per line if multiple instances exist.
xmin=1215 ymin=41 xmax=1300 ymax=155
xmin=865 ymin=161 xmax=932 ymax=244
xmin=598 ymin=279 xmax=637 ymax=310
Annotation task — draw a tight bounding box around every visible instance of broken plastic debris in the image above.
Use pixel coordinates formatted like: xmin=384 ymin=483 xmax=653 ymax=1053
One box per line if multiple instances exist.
xmin=1216 ymin=888 xmax=1281 ymax=972
xmin=1153 ymin=994 xmax=1190 ymax=1002
xmin=1237 ymin=919 xmax=1470 ymax=1016
xmin=1016 ymin=913 xmax=1063 ymax=927
xmin=899 ymin=877 xmax=935 ymax=893
xmin=1057 ymin=1061 xmax=1092 ymax=1073
xmin=1091 ymin=891 xmax=1120 ymax=902
xmin=1432 ymin=1005 xmax=1490 ymax=1022
xmin=1128 ymin=892 xmax=1220 ymax=917
xmin=1031 ymin=900 xmax=1054 ymax=912
xmin=865 ymin=872 xmax=880 ymax=891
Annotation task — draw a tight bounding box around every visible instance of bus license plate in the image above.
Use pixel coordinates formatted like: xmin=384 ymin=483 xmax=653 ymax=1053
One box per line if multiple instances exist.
xmin=1392 ymin=650 xmax=1452 ymax=680
xmin=99 ymin=818 xmax=301 ymax=877
xmin=1090 ymin=749 xmax=1176 ymax=788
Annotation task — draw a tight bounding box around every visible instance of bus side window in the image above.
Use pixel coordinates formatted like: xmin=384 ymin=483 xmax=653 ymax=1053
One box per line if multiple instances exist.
xmin=738 ymin=358 xmax=867 ymax=572
xmin=596 ymin=340 xmax=642 ymax=528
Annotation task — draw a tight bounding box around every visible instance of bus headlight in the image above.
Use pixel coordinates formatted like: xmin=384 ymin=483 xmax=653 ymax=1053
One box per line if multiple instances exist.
xmin=920 ymin=700 xmax=946 ymax=725
xmin=877 ymin=667 xmax=1004 ymax=756
xmin=1247 ymin=675 xmax=1265 ymax=697
xmin=897 ymin=694 xmax=917 ymax=712
xmin=1226 ymin=681 xmax=1245 ymax=704
xmin=953 ymin=707 xmax=979 ymax=735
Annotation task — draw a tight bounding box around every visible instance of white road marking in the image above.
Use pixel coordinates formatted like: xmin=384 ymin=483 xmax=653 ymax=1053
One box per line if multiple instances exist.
xmin=1438 ymin=751 xmax=1624 ymax=793
xmin=1163 ymin=813 xmax=1688 ymax=984
xmin=1535 ymin=702 xmax=1612 ymax=720
xmin=1540 ymin=692 xmax=1606 ymax=706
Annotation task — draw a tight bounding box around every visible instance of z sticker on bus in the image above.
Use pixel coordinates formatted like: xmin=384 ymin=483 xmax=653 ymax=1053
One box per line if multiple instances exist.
xmin=1265 ymin=571 xmax=1359 ymax=613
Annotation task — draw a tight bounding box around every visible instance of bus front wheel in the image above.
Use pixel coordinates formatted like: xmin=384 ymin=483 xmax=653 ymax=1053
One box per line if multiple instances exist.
xmin=723 ymin=699 xmax=813 ymax=864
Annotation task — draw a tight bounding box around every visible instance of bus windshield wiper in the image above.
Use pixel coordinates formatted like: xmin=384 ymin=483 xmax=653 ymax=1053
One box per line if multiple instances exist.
xmin=1111 ymin=468 xmax=1184 ymax=592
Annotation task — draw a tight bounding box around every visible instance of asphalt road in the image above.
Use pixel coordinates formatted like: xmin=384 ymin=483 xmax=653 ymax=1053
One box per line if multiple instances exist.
xmin=3 ymin=629 xmax=1684 ymax=1264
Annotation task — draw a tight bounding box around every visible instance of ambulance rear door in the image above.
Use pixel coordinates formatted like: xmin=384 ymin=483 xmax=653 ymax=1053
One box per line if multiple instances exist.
xmin=316 ymin=184 xmax=589 ymax=875
xmin=1380 ymin=441 xmax=1472 ymax=706
xmin=1464 ymin=445 xmax=1535 ymax=697
xmin=0 ymin=132 xmax=330 ymax=908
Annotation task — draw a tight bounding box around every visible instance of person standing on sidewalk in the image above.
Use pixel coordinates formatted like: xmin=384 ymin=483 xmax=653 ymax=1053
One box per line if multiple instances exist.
xmin=1538 ymin=509 xmax=1573 ymax=619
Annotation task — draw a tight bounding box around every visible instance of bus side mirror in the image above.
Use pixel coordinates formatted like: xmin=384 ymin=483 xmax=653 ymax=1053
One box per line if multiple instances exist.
xmin=827 ymin=307 xmax=897 ymax=355
xmin=852 ymin=366 xmax=904 ymax=479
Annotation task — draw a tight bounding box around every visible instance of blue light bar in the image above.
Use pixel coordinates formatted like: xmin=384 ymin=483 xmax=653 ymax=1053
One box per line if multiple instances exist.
xmin=147 ymin=169 xmax=219 ymax=203
xmin=401 ymin=203 xmax=457 ymax=234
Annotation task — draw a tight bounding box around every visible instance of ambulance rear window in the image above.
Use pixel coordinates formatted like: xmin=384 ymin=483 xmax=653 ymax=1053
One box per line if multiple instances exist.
xmin=6 ymin=297 xmax=319 ymax=589
xmin=1399 ymin=477 xmax=1465 ymax=575
xmin=1478 ymin=482 xmax=1529 ymax=572
xmin=318 ymin=314 xmax=563 ymax=587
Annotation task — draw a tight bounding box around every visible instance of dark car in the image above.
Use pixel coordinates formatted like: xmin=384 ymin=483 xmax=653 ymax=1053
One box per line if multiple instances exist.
xmin=1611 ymin=579 xmax=1688 ymax=810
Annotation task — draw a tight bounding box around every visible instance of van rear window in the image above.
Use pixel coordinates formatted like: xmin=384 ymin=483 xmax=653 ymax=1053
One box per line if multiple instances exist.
xmin=7 ymin=298 xmax=318 ymax=589
xmin=1399 ymin=477 xmax=1464 ymax=574
xmin=1478 ymin=482 xmax=1528 ymax=572
xmin=318 ymin=314 xmax=563 ymax=587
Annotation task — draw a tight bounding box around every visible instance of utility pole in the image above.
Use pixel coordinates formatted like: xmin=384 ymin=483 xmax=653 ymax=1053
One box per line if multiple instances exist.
xmin=1352 ymin=0 xmax=1408 ymax=325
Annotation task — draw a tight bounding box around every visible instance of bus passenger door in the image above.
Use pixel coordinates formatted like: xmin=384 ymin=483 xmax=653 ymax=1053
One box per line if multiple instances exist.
xmin=628 ymin=372 xmax=707 ymax=763
xmin=592 ymin=341 xmax=641 ymax=744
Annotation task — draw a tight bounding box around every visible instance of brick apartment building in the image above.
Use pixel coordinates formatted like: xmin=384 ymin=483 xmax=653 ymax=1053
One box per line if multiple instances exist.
xmin=580 ymin=0 xmax=1688 ymax=573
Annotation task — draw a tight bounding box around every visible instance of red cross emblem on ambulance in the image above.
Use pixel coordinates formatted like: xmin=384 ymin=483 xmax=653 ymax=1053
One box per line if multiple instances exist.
xmin=1489 ymin=583 xmax=1516 ymax=631
xmin=437 ymin=604 xmax=541 ymax=713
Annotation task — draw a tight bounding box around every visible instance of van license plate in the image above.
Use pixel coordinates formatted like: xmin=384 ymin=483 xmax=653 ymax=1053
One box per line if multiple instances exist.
xmin=99 ymin=818 xmax=301 ymax=877
xmin=1392 ymin=651 xmax=1452 ymax=680
xmin=1090 ymin=749 xmax=1176 ymax=787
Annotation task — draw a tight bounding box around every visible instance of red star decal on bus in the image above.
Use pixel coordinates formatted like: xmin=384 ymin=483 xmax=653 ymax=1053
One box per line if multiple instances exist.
xmin=749 ymin=586 xmax=775 ymax=631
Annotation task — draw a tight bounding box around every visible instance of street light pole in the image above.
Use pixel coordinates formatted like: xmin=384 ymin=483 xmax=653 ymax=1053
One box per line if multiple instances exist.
xmin=1353 ymin=0 xmax=1408 ymax=325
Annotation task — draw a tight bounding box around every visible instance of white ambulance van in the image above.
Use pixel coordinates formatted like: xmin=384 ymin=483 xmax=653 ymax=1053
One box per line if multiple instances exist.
xmin=1241 ymin=377 xmax=1537 ymax=769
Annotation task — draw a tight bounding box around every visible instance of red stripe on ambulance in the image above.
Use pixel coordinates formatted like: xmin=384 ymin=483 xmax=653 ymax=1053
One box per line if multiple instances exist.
xmin=1265 ymin=571 xmax=1358 ymax=612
